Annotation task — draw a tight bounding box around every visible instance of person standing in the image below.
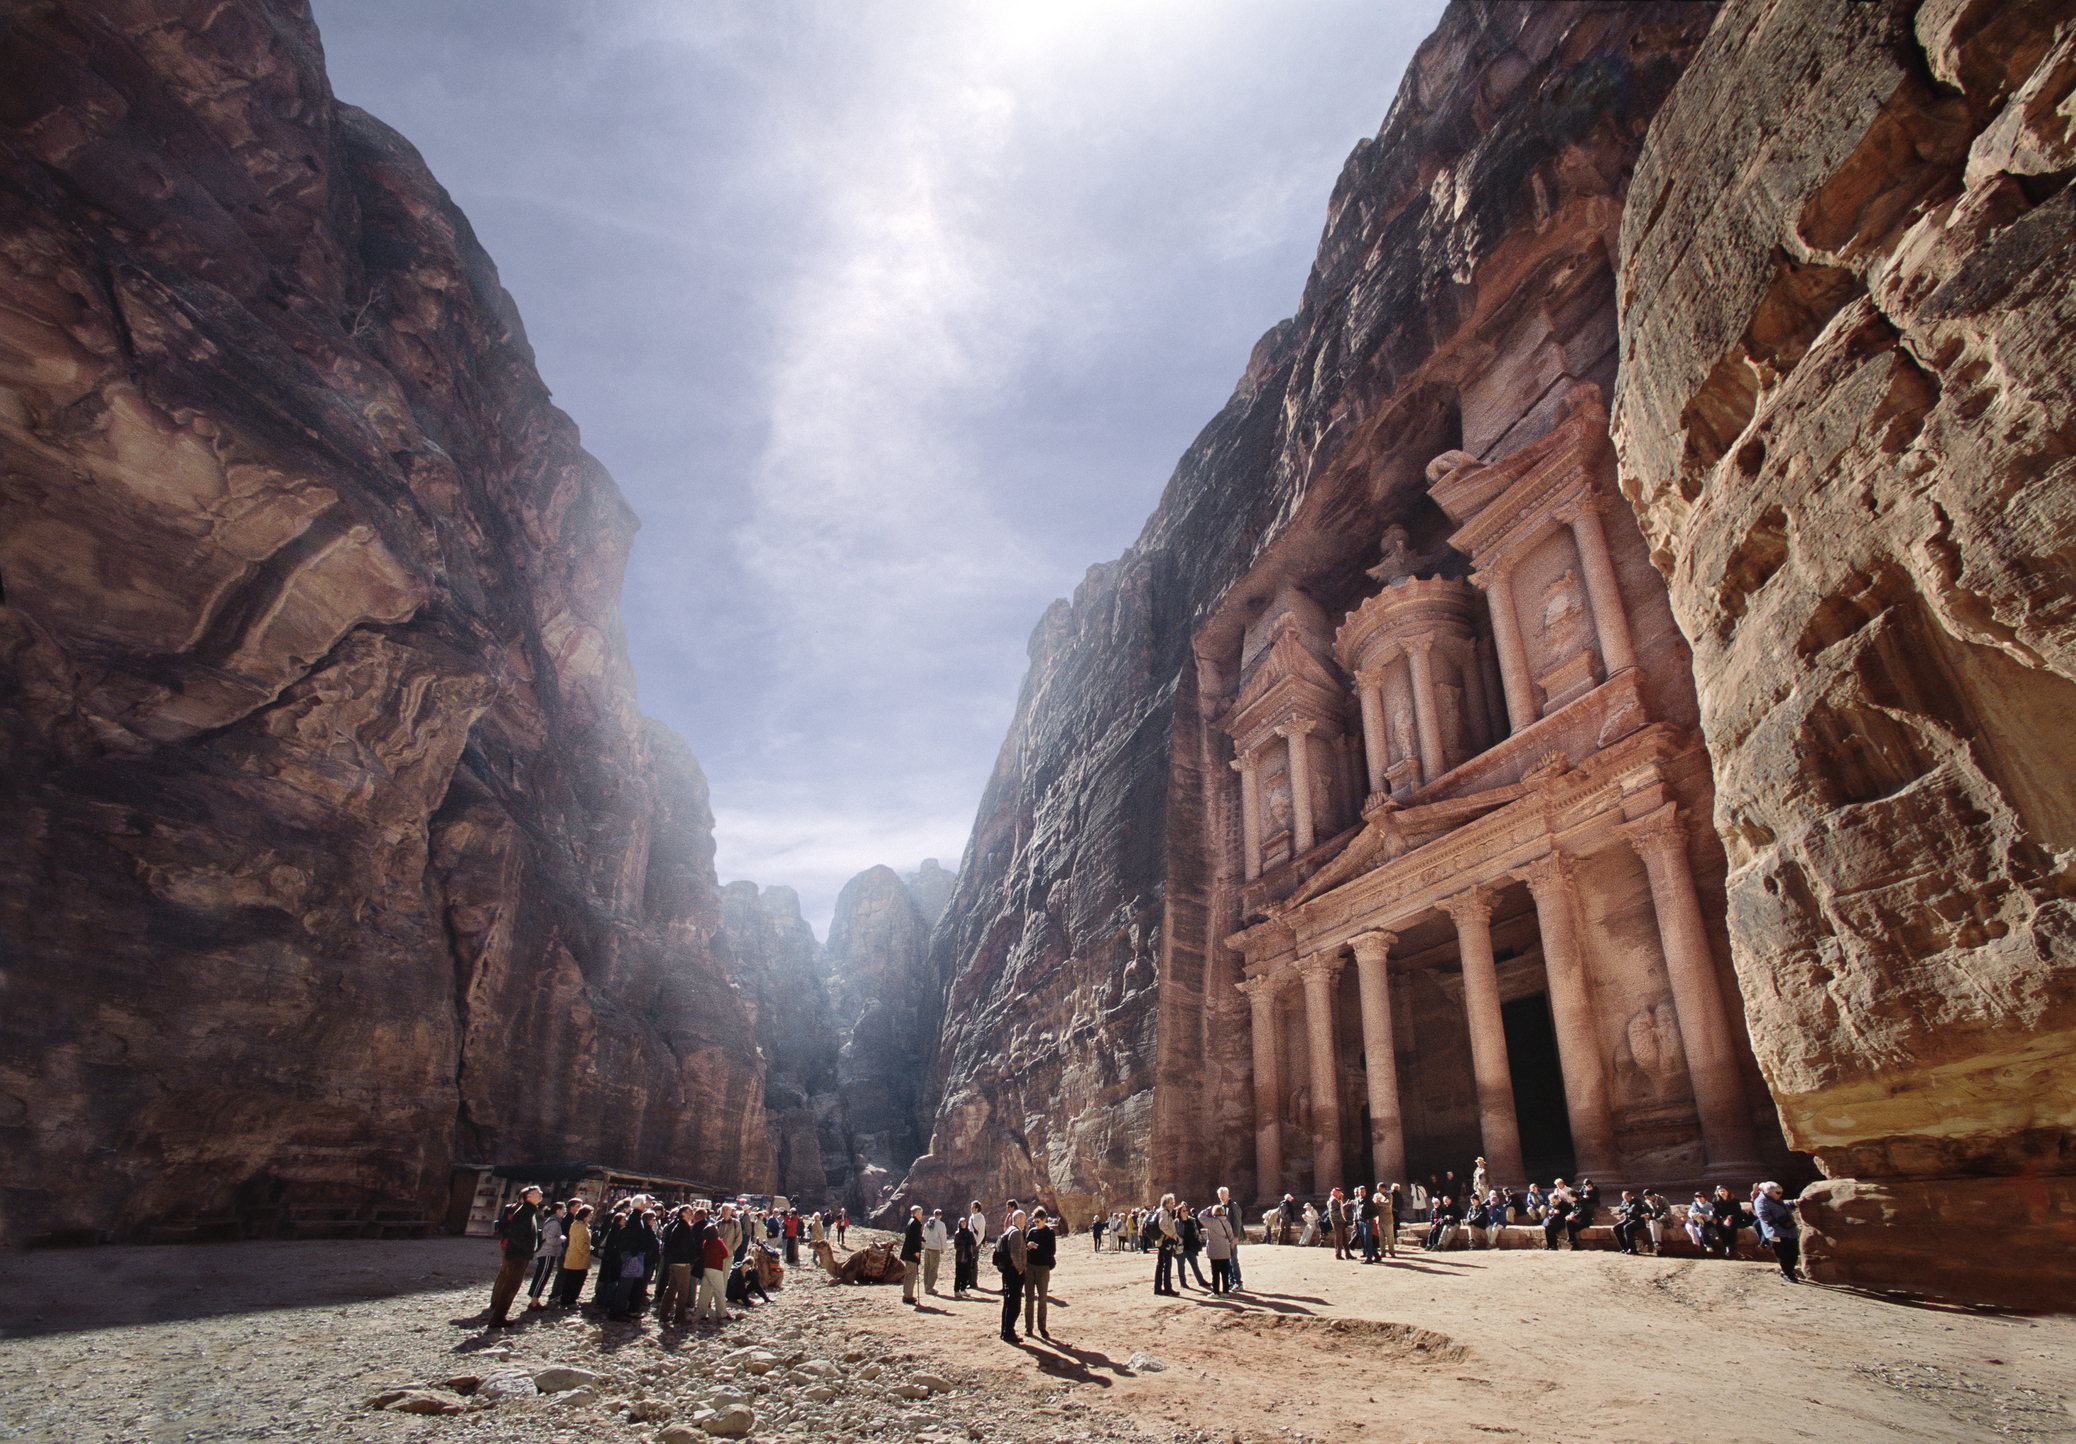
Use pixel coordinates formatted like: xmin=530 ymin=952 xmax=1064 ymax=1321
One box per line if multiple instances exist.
xmin=1331 ymin=1187 xmax=1352 ymax=1259
xmin=552 ymin=1203 xmax=593 ymax=1307
xmin=1202 ymin=1204 xmax=1236 ymax=1294
xmin=784 ymin=1208 xmax=801 ymax=1265
xmin=837 ymin=1209 xmax=848 ymax=1247
xmin=810 ymin=1207 xmax=826 ymax=1255
xmin=1384 ymin=1184 xmax=1404 ymax=1258
xmin=1024 ymin=1208 xmax=1057 ymax=1340
xmin=922 ymin=1208 xmax=949 ymax=1295
xmin=900 ymin=1205 xmax=925 ymax=1306
xmin=953 ymin=1211 xmax=978 ymax=1298
xmin=996 ymin=1209 xmax=1028 ymax=1342
xmin=658 ymin=1205 xmax=701 ymax=1323
xmin=1277 ymin=1194 xmax=1297 ymax=1246
xmin=1152 ymin=1193 xmax=1181 ymax=1295
xmin=526 ymin=1200 xmax=566 ymax=1310
xmin=1215 ymin=1187 xmax=1244 ymax=1289
xmin=1360 ymin=1186 xmax=1383 ymax=1262
xmin=606 ymin=1205 xmax=659 ymax=1320
xmin=1471 ymin=1157 xmax=1491 ymax=1200
xmin=1755 ymin=1182 xmax=1803 ymax=1282
xmin=1091 ymin=1211 xmax=1106 ymax=1252
xmin=967 ymin=1200 xmax=989 ymax=1256
xmin=487 ymin=1185 xmax=542 ymax=1329
xmin=1177 ymin=1202 xmax=1211 ymax=1289
xmin=695 ymin=1216 xmax=732 ymax=1324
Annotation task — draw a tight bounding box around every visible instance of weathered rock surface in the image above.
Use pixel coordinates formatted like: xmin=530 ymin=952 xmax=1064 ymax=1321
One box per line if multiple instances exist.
xmin=892 ymin=1 xmax=1722 ymax=1222
xmin=1611 ymin=0 xmax=2076 ymax=1306
xmin=717 ymin=882 xmax=838 ymax=1206
xmin=0 ymin=0 xmax=770 ymax=1239
xmin=825 ymin=865 xmax=942 ymax=1214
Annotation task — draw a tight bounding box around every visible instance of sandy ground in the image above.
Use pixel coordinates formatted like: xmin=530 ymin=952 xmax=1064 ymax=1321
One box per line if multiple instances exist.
xmin=1 ymin=1230 xmax=2072 ymax=1443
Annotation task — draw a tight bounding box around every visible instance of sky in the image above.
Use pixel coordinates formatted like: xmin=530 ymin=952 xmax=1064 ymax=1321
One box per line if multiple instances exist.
xmin=310 ymin=0 xmax=1449 ymax=937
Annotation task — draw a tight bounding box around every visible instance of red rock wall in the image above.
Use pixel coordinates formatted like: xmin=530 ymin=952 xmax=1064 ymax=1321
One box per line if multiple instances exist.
xmin=1611 ymin=0 xmax=2076 ymax=1307
xmin=894 ymin=1 xmax=1723 ymax=1226
xmin=0 ymin=0 xmax=771 ymax=1240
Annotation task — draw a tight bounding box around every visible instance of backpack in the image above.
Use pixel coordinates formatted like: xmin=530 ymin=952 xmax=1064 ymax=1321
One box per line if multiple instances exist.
xmin=1140 ymin=1211 xmax=1163 ymax=1250
xmin=991 ymin=1234 xmax=1011 ymax=1271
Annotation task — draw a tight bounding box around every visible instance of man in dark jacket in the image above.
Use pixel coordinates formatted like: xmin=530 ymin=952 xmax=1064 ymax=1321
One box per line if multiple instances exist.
xmin=658 ymin=1205 xmax=703 ymax=1323
xmin=1612 ymin=1191 xmax=1650 ymax=1254
xmin=900 ymin=1205 xmax=925 ymax=1305
xmin=487 ymin=1185 xmax=542 ymax=1328
xmin=1755 ymin=1182 xmax=1803 ymax=1282
xmin=996 ymin=1209 xmax=1028 ymax=1342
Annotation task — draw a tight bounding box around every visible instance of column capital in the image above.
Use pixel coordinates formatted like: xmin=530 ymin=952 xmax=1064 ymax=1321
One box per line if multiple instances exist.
xmin=1355 ymin=665 xmax=1390 ymax=691
xmin=1236 ymin=972 xmax=1283 ymax=1004
xmin=1349 ymin=930 xmax=1398 ymax=966
xmin=1436 ymin=884 xmax=1495 ymax=926
xmin=1511 ymin=850 xmax=1575 ymax=900
xmin=1401 ymin=631 xmax=1438 ymax=657
xmin=1229 ymin=747 xmax=1262 ymax=774
xmin=1470 ymin=561 xmax=1515 ymax=591
xmin=1276 ymin=716 xmax=1317 ymax=740
xmin=1615 ymin=802 xmax=1686 ymax=859
xmin=1555 ymin=490 xmax=1610 ymax=526
xmin=1294 ymin=951 xmax=1345 ymax=986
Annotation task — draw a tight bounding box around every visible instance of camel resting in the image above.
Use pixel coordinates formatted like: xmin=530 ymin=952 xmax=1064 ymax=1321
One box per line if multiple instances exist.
xmin=812 ymin=1237 xmax=904 ymax=1285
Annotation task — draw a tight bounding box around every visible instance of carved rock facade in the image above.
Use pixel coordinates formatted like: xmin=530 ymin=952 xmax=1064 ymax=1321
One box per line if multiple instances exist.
xmin=1611 ymin=0 xmax=2076 ymax=1307
xmin=894 ymin=2 xmax=1750 ymax=1227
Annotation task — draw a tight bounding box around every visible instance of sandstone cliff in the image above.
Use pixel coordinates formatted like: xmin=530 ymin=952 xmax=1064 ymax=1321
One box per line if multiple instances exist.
xmin=892 ymin=1 xmax=1723 ymax=1225
xmin=1611 ymin=0 xmax=2076 ymax=1307
xmin=715 ymin=883 xmax=836 ymax=1207
xmin=0 ymin=0 xmax=772 ymax=1240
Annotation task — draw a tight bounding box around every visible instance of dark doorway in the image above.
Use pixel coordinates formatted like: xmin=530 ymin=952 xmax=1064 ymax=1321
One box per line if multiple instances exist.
xmin=1502 ymin=992 xmax=1576 ymax=1181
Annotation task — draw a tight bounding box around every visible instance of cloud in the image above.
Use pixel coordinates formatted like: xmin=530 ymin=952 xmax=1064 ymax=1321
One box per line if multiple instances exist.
xmin=310 ymin=0 xmax=1448 ymax=937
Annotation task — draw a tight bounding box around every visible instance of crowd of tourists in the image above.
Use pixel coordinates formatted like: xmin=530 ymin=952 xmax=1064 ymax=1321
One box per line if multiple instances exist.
xmin=483 ymin=1163 xmax=1804 ymax=1333
xmin=482 ymin=1190 xmax=854 ymax=1329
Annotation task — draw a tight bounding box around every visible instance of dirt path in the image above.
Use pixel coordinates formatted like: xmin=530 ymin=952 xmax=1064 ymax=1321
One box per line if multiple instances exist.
xmin=2 ymin=1232 xmax=2072 ymax=1443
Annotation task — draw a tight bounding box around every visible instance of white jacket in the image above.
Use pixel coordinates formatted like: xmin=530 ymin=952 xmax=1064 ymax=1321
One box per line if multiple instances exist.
xmin=922 ymin=1218 xmax=949 ymax=1251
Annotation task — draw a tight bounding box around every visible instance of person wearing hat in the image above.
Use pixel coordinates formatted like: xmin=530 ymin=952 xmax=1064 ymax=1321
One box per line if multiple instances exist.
xmin=900 ymin=1205 xmax=926 ymax=1305
xmin=486 ymin=1185 xmax=543 ymax=1329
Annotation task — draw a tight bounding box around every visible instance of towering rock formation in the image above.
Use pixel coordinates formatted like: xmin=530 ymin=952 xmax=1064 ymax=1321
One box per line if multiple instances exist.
xmin=715 ymin=883 xmax=837 ymax=1206
xmin=894 ymin=1 xmax=1733 ymax=1226
xmin=824 ymin=864 xmax=943 ymax=1212
xmin=0 ymin=0 xmax=772 ymax=1240
xmin=1612 ymin=0 xmax=2076 ymax=1307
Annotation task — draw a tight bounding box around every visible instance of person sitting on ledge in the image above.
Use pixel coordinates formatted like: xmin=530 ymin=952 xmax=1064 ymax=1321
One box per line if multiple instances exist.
xmin=1612 ymin=1191 xmax=1650 ymax=1255
xmin=1541 ymin=1182 xmax=1574 ymax=1250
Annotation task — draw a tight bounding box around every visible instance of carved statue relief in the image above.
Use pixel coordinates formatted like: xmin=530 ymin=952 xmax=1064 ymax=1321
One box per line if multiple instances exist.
xmin=1614 ymin=996 xmax=1691 ymax=1104
xmin=1436 ymin=681 xmax=1464 ymax=762
xmin=1389 ymin=705 xmax=1417 ymax=768
xmin=1262 ymin=753 xmax=1294 ymax=837
xmin=1540 ymin=567 xmax=1589 ymax=656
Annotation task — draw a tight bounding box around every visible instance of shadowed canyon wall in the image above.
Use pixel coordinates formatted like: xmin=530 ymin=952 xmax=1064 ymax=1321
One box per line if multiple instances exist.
xmin=891 ymin=0 xmax=1731 ymax=1229
xmin=1612 ymin=0 xmax=2076 ymax=1308
xmin=0 ymin=0 xmax=782 ymax=1239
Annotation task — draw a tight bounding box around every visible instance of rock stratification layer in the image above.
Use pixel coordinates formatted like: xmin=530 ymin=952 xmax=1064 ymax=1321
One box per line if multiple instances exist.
xmin=1611 ymin=0 xmax=2076 ymax=1307
xmin=0 ymin=0 xmax=770 ymax=1238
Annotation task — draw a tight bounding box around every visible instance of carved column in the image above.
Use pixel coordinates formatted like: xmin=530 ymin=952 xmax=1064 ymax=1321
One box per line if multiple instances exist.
xmin=1478 ymin=567 xmax=1538 ymax=733
xmin=1231 ymin=749 xmax=1263 ymax=882
xmin=1349 ymin=931 xmax=1406 ymax=1187
xmin=1617 ymin=804 xmax=1762 ymax=1178
xmin=1295 ymin=952 xmax=1345 ymax=1192
xmin=1280 ymin=720 xmax=1317 ymax=854
xmin=1459 ymin=643 xmax=1491 ymax=753
xmin=1356 ymin=669 xmax=1388 ymax=797
xmin=1476 ymin=633 xmax=1507 ymax=741
xmin=1513 ymin=853 xmax=1620 ymax=1180
xmin=1238 ymin=973 xmax=1285 ymax=1203
xmin=1563 ymin=497 xmax=1638 ymax=675
xmin=1404 ymin=637 xmax=1445 ymax=786
xmin=1437 ymin=886 xmax=1525 ymax=1185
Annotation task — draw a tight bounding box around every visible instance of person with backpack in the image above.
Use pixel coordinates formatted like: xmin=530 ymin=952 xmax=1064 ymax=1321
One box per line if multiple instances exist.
xmin=994 ymin=1208 xmax=1028 ymax=1342
xmin=486 ymin=1185 xmax=542 ymax=1329
xmin=1150 ymin=1193 xmax=1180 ymax=1296
xmin=606 ymin=1205 xmax=659 ymax=1320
